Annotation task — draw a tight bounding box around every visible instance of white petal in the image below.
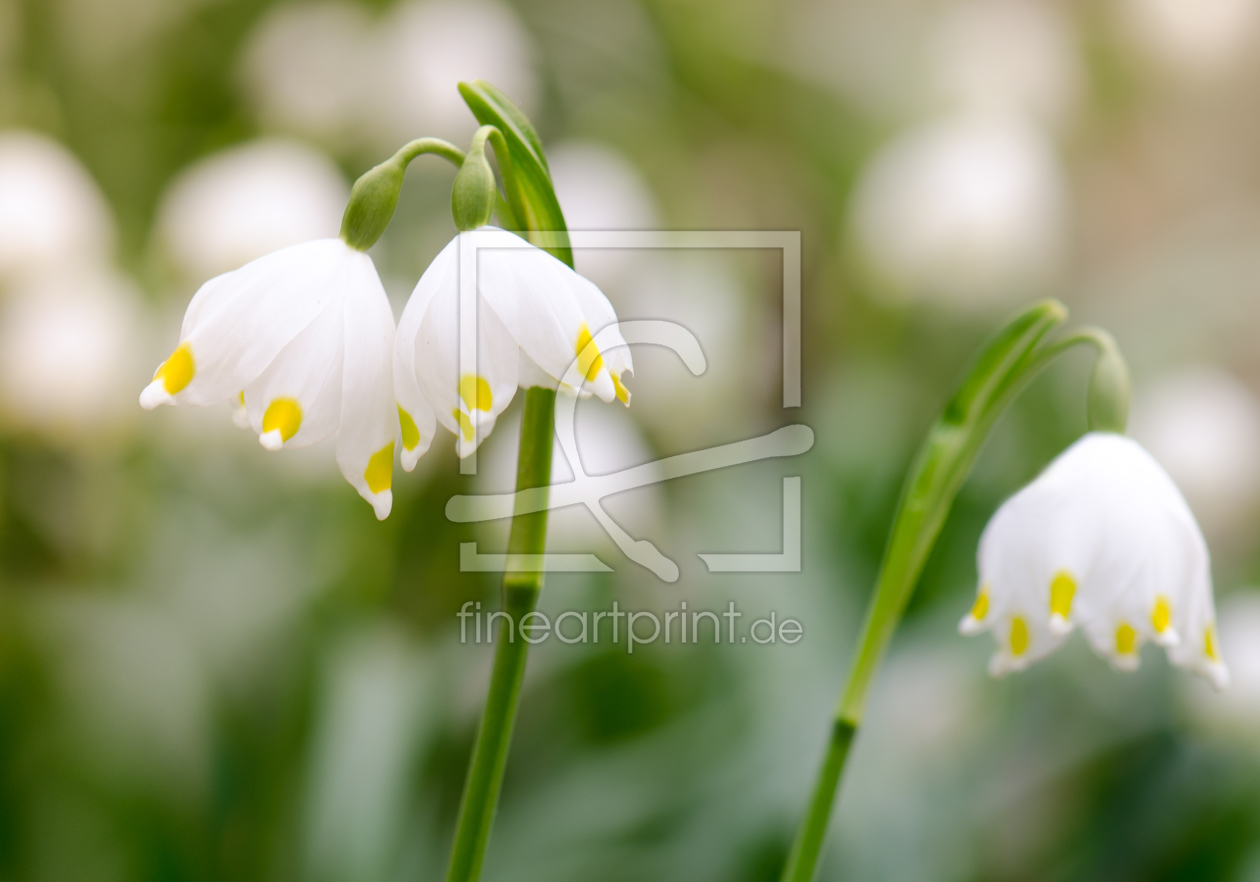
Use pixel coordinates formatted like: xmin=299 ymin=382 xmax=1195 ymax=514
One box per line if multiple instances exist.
xmin=403 ymin=237 xmax=520 ymax=457
xmin=568 ymin=266 xmax=634 ymax=398
xmin=243 ymin=293 xmax=345 ymax=450
xmin=334 ymin=251 xmax=398 ymax=519
xmin=393 ymin=285 xmax=438 ymax=472
xmin=472 ymin=227 xmax=618 ymax=397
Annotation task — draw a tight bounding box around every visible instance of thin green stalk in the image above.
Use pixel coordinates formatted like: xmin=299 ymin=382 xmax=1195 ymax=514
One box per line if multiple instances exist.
xmin=443 ymin=79 xmax=572 ymax=882
xmin=781 ymin=300 xmax=1086 ymax=882
xmin=395 ymin=137 xmax=467 ymax=168
xmin=445 ymin=387 xmax=556 ymax=882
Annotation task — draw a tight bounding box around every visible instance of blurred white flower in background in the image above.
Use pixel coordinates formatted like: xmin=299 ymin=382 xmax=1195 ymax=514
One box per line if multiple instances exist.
xmin=1184 ymin=591 xmax=1260 ymax=738
xmin=1129 ymin=366 xmax=1260 ymax=531
xmin=241 ymin=0 xmax=537 ymax=152
xmin=156 ymin=139 xmax=349 ymax=283
xmin=1120 ymin=0 xmax=1260 ymax=80
xmin=240 ymin=2 xmax=375 ymax=149
xmin=850 ymin=114 xmax=1067 ymax=308
xmin=547 ymin=141 xmax=661 ymax=289
xmin=931 ymin=0 xmax=1082 ymax=126
xmin=0 ymin=131 xmax=114 ymax=281
xmin=0 ymin=267 xmax=144 ymax=439
xmin=373 ymin=0 xmax=537 ymax=145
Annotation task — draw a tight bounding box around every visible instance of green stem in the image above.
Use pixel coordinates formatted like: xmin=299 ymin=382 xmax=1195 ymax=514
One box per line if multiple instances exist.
xmin=781 ymin=300 xmax=1075 ymax=882
xmin=394 ymin=137 xmax=467 ymax=168
xmin=445 ymin=387 xmax=556 ymax=882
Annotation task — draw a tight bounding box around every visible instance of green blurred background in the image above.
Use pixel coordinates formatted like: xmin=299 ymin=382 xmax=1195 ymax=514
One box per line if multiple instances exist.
xmin=3 ymin=0 xmax=1260 ymax=879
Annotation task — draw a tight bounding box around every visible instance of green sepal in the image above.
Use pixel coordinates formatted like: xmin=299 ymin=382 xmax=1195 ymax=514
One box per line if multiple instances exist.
xmin=458 ymin=80 xmax=572 ymax=267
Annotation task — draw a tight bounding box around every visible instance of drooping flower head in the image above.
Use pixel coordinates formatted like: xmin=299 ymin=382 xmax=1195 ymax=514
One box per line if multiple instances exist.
xmin=140 ymin=158 xmax=404 ymax=520
xmin=393 ymin=226 xmax=632 ymax=466
xmin=960 ymin=431 xmax=1228 ymax=689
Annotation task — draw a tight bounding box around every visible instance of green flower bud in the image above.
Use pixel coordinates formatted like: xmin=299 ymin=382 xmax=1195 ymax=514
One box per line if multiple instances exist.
xmin=1087 ymin=331 xmax=1130 ymax=434
xmin=339 ymin=158 xmax=406 ymax=251
xmin=452 ymin=127 xmax=499 ymax=231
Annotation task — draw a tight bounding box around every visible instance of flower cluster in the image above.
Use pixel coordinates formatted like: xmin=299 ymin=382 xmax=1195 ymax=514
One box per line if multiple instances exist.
xmin=141 ymin=157 xmax=629 ymax=520
xmin=960 ymin=432 xmax=1229 ymax=688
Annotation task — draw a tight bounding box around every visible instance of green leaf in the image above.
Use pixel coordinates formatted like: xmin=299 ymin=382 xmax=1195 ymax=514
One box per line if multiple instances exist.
xmin=459 ymin=80 xmax=572 ymax=268
xmin=944 ymin=298 xmax=1066 ymax=429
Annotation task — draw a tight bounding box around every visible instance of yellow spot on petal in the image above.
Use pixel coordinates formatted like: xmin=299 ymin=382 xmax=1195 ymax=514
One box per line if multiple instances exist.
xmin=262 ymin=398 xmax=302 ymax=442
xmin=1152 ymin=596 xmax=1172 ymax=634
xmin=237 ymin=390 xmax=245 ymax=406
xmin=1010 ymin=617 xmax=1029 ymax=656
xmin=459 ymin=374 xmax=493 ymax=412
xmin=576 ymin=322 xmax=604 ymax=382
xmin=1205 ymin=625 xmax=1219 ymax=661
xmin=612 ymin=372 xmax=631 ymax=404
xmin=365 ymin=442 xmax=394 ymax=494
xmin=398 ymin=406 xmax=420 ymax=451
xmin=453 ymin=408 xmax=475 ymax=442
xmin=1050 ymin=570 xmax=1076 ymax=619
xmin=1116 ymin=623 xmax=1137 ymax=655
xmin=971 ymin=587 xmax=989 ymax=620
xmin=154 ymin=343 xmax=195 ymax=394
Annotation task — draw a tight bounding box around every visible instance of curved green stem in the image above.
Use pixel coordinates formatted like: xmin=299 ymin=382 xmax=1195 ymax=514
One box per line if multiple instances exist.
xmin=445 ymin=388 xmax=555 ymax=882
xmin=779 ymin=300 xmax=1136 ymax=882
xmin=1029 ymin=327 xmax=1130 ymax=434
xmin=340 ymin=139 xmax=467 ymax=250
xmin=393 ymin=137 xmax=467 ymax=168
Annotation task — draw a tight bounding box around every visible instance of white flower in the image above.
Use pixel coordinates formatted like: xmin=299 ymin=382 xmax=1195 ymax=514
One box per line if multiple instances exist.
xmin=373 ymin=0 xmax=537 ymax=145
xmin=239 ymin=2 xmax=376 ymax=148
xmin=960 ymin=432 xmax=1228 ymax=689
xmin=156 ymin=139 xmax=348 ymax=282
xmin=1120 ymin=0 xmax=1260 ymax=79
xmin=0 ymin=267 xmax=144 ymax=438
xmin=140 ymin=239 xmax=398 ymax=519
xmin=393 ymin=227 xmax=632 ymax=466
xmin=850 ymin=114 xmax=1066 ymax=308
xmin=0 ymin=131 xmax=114 ymax=280
xmin=547 ymin=142 xmax=659 ymax=288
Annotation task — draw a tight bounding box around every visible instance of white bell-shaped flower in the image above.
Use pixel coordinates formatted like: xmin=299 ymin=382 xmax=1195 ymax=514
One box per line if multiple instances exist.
xmin=393 ymin=226 xmax=632 ymax=466
xmin=959 ymin=432 xmax=1228 ymax=689
xmin=140 ymin=238 xmax=399 ymax=519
